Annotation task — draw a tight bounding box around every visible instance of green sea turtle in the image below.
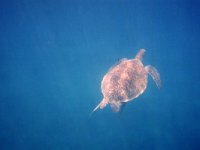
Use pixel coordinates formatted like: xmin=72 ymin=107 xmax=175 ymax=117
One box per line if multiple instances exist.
xmin=93 ymin=49 xmax=161 ymax=112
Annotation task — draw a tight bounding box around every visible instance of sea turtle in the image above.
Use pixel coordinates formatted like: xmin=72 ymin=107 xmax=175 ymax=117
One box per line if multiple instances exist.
xmin=93 ymin=49 xmax=161 ymax=112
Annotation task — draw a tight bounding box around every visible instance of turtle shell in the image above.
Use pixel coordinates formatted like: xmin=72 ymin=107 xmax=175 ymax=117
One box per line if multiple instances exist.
xmin=101 ymin=58 xmax=147 ymax=104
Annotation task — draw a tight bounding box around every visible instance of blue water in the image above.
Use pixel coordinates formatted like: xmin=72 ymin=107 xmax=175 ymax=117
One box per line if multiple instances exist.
xmin=0 ymin=0 xmax=200 ymax=149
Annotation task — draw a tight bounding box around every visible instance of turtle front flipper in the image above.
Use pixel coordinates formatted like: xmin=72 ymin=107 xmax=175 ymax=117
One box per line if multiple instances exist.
xmin=145 ymin=65 xmax=161 ymax=89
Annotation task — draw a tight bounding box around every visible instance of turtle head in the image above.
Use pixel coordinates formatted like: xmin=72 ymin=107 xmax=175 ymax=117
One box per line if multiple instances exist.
xmin=135 ymin=49 xmax=146 ymax=60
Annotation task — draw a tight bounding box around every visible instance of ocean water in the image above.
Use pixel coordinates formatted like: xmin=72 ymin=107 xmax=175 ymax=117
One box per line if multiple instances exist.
xmin=0 ymin=0 xmax=200 ymax=150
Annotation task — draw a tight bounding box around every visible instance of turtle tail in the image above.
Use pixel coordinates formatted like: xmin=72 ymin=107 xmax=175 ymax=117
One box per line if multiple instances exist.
xmin=92 ymin=103 xmax=101 ymax=113
xmin=92 ymin=98 xmax=108 ymax=113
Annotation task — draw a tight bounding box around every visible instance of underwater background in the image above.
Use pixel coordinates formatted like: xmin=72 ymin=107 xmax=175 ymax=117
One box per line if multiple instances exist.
xmin=0 ymin=0 xmax=200 ymax=150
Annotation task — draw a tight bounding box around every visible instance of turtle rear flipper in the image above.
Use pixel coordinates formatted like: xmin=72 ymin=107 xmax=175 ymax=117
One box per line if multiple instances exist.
xmin=145 ymin=65 xmax=161 ymax=89
xmin=110 ymin=101 xmax=124 ymax=112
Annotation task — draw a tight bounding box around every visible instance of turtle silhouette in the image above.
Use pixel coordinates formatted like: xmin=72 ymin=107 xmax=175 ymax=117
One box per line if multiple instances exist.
xmin=93 ymin=49 xmax=161 ymax=112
